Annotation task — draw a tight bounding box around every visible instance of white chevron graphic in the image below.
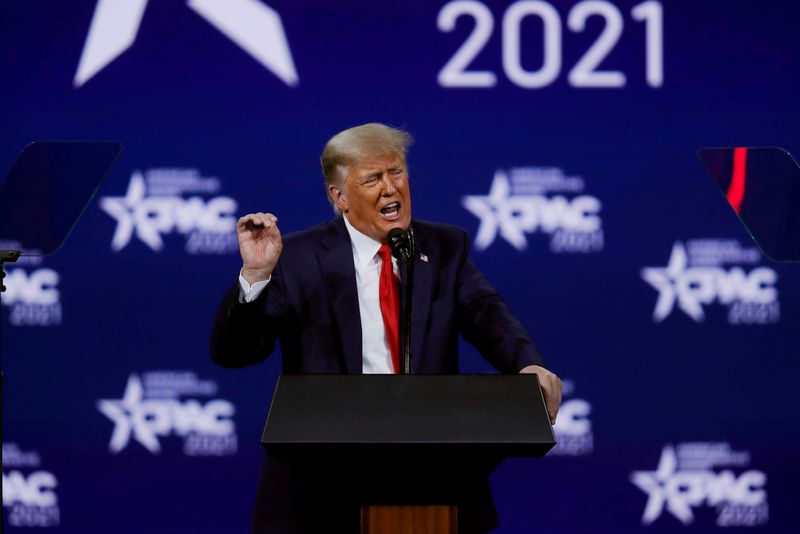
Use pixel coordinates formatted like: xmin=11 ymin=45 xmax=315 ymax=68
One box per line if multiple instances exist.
xmin=74 ymin=0 xmax=298 ymax=88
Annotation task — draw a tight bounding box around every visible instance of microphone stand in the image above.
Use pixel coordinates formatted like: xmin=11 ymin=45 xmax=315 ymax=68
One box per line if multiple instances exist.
xmin=0 ymin=249 xmax=21 ymax=528
xmin=389 ymin=228 xmax=414 ymax=374
xmin=399 ymin=230 xmax=414 ymax=374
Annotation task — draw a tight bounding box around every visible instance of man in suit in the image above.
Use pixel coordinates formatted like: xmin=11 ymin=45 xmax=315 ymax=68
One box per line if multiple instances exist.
xmin=211 ymin=123 xmax=562 ymax=533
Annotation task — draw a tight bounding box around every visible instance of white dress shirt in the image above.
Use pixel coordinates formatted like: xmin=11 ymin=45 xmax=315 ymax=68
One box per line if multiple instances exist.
xmin=238 ymin=215 xmax=397 ymax=373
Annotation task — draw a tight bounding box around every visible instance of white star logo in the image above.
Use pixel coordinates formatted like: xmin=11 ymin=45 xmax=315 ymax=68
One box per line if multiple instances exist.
xmin=641 ymin=242 xmax=706 ymax=322
xmin=630 ymin=445 xmax=695 ymax=525
xmin=99 ymin=172 xmax=165 ymax=251
xmin=97 ymin=375 xmax=162 ymax=453
xmin=463 ymin=171 xmax=529 ymax=251
xmin=74 ymin=0 xmax=298 ymax=87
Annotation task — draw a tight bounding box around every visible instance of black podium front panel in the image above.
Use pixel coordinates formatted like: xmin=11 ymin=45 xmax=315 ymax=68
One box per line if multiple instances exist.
xmin=262 ymin=374 xmax=555 ymax=458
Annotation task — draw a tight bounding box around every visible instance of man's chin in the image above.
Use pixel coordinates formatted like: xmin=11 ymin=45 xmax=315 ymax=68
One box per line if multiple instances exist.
xmin=362 ymin=215 xmax=411 ymax=242
xmin=382 ymin=217 xmax=411 ymax=234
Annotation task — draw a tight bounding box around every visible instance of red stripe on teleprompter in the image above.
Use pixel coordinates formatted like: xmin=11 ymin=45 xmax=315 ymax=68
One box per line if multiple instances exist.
xmin=727 ymin=147 xmax=748 ymax=214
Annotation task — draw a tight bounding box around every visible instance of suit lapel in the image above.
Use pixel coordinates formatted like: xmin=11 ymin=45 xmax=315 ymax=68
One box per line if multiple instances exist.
xmin=320 ymin=218 xmax=362 ymax=374
xmin=409 ymin=224 xmax=433 ymax=373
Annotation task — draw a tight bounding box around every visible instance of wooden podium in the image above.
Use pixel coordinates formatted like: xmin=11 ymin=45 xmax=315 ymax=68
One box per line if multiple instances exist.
xmin=261 ymin=374 xmax=555 ymax=533
xmin=361 ymin=504 xmax=457 ymax=533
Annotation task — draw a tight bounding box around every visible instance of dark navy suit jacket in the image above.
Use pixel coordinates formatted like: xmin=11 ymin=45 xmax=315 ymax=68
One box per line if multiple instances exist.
xmin=211 ymin=217 xmax=544 ymax=532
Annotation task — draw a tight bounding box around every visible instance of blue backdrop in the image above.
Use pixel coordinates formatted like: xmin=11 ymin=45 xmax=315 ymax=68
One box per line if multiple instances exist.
xmin=1 ymin=0 xmax=798 ymax=532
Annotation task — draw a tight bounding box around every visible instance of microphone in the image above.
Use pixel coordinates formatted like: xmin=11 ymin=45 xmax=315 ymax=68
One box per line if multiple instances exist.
xmin=387 ymin=227 xmax=413 ymax=262
xmin=386 ymin=227 xmax=414 ymax=374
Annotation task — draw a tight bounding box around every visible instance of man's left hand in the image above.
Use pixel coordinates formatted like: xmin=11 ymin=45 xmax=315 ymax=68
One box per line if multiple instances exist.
xmin=519 ymin=365 xmax=563 ymax=425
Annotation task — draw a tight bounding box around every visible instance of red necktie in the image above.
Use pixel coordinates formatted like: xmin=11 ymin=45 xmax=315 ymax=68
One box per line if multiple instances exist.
xmin=378 ymin=244 xmax=400 ymax=374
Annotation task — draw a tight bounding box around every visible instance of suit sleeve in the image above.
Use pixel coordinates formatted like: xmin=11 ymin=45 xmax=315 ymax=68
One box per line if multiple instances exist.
xmin=454 ymin=230 xmax=545 ymax=373
xmin=209 ymin=260 xmax=288 ymax=368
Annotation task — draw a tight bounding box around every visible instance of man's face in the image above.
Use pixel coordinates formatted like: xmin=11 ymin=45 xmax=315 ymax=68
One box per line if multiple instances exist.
xmin=329 ymin=155 xmax=411 ymax=243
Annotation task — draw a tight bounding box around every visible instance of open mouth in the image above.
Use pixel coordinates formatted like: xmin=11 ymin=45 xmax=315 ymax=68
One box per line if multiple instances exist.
xmin=380 ymin=202 xmax=401 ymax=220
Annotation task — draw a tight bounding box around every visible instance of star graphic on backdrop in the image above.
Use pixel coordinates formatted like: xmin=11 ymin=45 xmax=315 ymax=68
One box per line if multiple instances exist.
xmin=630 ymin=445 xmax=695 ymax=525
xmin=641 ymin=242 xmax=706 ymax=322
xmin=99 ymin=173 xmax=167 ymax=251
xmin=74 ymin=0 xmax=298 ymax=87
xmin=97 ymin=375 xmax=161 ymax=453
xmin=462 ymin=171 xmax=528 ymax=251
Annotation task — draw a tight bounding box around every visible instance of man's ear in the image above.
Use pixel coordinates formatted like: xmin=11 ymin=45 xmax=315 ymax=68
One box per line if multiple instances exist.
xmin=328 ymin=184 xmax=348 ymax=213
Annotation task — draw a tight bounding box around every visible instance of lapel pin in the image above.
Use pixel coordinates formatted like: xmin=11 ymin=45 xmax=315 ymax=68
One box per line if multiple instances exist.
xmin=420 ymin=253 xmax=428 ymax=262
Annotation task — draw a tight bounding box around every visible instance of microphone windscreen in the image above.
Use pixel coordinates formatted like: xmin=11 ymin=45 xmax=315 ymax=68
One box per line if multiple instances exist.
xmin=387 ymin=228 xmax=410 ymax=260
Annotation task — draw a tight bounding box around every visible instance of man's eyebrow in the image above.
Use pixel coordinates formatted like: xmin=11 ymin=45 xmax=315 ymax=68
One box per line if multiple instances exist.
xmin=357 ymin=172 xmax=381 ymax=183
xmin=354 ymin=162 xmax=403 ymax=178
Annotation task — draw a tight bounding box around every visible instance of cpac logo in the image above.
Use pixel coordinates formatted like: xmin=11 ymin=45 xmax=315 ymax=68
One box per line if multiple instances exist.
xmin=641 ymin=242 xmax=779 ymax=323
xmin=554 ymin=400 xmax=591 ymax=436
xmin=3 ymin=269 xmax=59 ymax=306
xmin=3 ymin=470 xmax=60 ymax=527
xmin=98 ymin=374 xmax=235 ymax=455
xmin=3 ymin=471 xmax=58 ymax=508
xmin=100 ymin=171 xmax=237 ymax=253
xmin=550 ymin=380 xmax=593 ymax=456
xmin=2 ymin=268 xmax=63 ymax=327
xmin=2 ymin=443 xmax=61 ymax=527
xmin=550 ymin=399 xmax=593 ymax=456
xmin=631 ymin=445 xmax=768 ymax=526
xmin=463 ymin=170 xmax=602 ymax=252
xmin=75 ymin=0 xmax=298 ymax=87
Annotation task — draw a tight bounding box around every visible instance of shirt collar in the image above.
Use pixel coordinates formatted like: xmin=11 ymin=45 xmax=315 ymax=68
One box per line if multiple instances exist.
xmin=342 ymin=215 xmax=382 ymax=267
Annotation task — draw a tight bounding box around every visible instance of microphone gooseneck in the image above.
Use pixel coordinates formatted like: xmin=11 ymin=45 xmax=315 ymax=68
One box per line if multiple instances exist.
xmin=386 ymin=227 xmax=414 ymax=374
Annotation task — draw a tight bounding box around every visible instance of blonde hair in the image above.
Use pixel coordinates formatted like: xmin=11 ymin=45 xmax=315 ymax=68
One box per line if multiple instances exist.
xmin=320 ymin=123 xmax=413 ymax=192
